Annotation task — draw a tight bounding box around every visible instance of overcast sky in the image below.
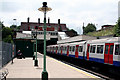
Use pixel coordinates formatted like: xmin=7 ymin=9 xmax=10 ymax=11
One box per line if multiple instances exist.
xmin=0 ymin=0 xmax=120 ymax=34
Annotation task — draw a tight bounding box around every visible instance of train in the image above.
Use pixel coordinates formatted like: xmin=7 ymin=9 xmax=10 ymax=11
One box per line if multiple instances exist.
xmin=47 ymin=37 xmax=120 ymax=67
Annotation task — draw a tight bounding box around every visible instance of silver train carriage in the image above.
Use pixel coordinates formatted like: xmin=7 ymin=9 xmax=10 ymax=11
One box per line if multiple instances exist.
xmin=47 ymin=37 xmax=120 ymax=67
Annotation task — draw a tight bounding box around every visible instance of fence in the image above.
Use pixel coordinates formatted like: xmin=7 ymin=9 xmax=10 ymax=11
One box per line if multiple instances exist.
xmin=1 ymin=41 xmax=16 ymax=67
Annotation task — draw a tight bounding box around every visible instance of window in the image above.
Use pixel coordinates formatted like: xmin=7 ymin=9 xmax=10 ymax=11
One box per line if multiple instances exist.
xmin=63 ymin=47 xmax=65 ymax=51
xmin=69 ymin=46 xmax=71 ymax=51
xmin=72 ymin=46 xmax=75 ymax=52
xmin=51 ymin=33 xmax=53 ymax=35
xmin=115 ymin=44 xmax=120 ymax=55
xmin=90 ymin=45 xmax=96 ymax=53
xmin=110 ymin=45 xmax=114 ymax=54
xmin=53 ymin=33 xmax=55 ymax=35
xmin=65 ymin=47 xmax=66 ymax=51
xmin=79 ymin=46 xmax=83 ymax=52
xmin=105 ymin=45 xmax=109 ymax=54
xmin=59 ymin=47 xmax=61 ymax=52
xmin=97 ymin=45 xmax=103 ymax=54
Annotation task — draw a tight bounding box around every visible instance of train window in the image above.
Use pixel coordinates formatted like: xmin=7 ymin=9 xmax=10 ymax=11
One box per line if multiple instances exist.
xmin=79 ymin=46 xmax=83 ymax=52
xmin=110 ymin=45 xmax=114 ymax=54
xmin=69 ymin=46 xmax=71 ymax=51
xmin=97 ymin=45 xmax=103 ymax=54
xmin=115 ymin=44 xmax=120 ymax=55
xmin=65 ymin=47 xmax=66 ymax=51
xmin=105 ymin=45 xmax=109 ymax=54
xmin=62 ymin=47 xmax=64 ymax=51
xmin=90 ymin=45 xmax=96 ymax=53
xmin=60 ymin=47 xmax=62 ymax=51
xmin=64 ymin=47 xmax=66 ymax=51
xmin=70 ymin=46 xmax=72 ymax=51
xmin=72 ymin=46 xmax=75 ymax=52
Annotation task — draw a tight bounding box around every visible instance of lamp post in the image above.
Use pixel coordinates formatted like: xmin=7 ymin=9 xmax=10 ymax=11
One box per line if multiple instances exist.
xmin=38 ymin=2 xmax=52 ymax=80
xmin=33 ymin=39 xmax=35 ymax=60
xmin=34 ymin=26 xmax=38 ymax=66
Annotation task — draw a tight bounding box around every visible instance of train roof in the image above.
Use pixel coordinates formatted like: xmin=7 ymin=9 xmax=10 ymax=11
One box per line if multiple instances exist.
xmin=68 ymin=41 xmax=86 ymax=45
xmin=57 ymin=35 xmax=96 ymax=44
xmin=87 ymin=37 xmax=120 ymax=43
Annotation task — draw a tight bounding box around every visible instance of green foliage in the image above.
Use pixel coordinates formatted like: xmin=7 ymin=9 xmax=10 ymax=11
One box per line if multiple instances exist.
xmin=3 ymin=35 xmax=13 ymax=43
xmin=114 ymin=18 xmax=120 ymax=36
xmin=17 ymin=25 xmax=21 ymax=30
xmin=10 ymin=25 xmax=16 ymax=29
xmin=87 ymin=27 xmax=114 ymax=36
xmin=10 ymin=25 xmax=21 ymax=31
xmin=83 ymin=23 xmax=96 ymax=34
xmin=0 ymin=21 xmax=5 ymax=28
xmin=2 ymin=27 xmax=13 ymax=43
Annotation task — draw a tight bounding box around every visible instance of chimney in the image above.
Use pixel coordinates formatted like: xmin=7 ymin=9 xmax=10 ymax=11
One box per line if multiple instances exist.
xmin=27 ymin=17 xmax=30 ymax=30
xmin=58 ymin=19 xmax=60 ymax=25
xmin=27 ymin=17 xmax=30 ymax=23
xmin=48 ymin=17 xmax=50 ymax=25
xmin=38 ymin=18 xmax=40 ymax=25
xmin=48 ymin=17 xmax=50 ymax=23
xmin=58 ymin=19 xmax=62 ymax=31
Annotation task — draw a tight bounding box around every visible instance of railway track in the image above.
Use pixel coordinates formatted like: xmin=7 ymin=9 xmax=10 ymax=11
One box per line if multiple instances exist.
xmin=48 ymin=54 xmax=118 ymax=80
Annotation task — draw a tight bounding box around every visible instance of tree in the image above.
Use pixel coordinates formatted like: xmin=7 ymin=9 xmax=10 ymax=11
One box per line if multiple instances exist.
xmin=83 ymin=23 xmax=96 ymax=35
xmin=10 ymin=25 xmax=21 ymax=31
xmin=114 ymin=18 xmax=120 ymax=36
xmin=10 ymin=25 xmax=17 ymax=29
xmin=0 ymin=21 xmax=5 ymax=28
xmin=2 ymin=27 xmax=13 ymax=43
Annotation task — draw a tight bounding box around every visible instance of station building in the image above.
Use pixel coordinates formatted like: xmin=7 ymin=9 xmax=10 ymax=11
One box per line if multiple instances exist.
xmin=15 ymin=18 xmax=69 ymax=57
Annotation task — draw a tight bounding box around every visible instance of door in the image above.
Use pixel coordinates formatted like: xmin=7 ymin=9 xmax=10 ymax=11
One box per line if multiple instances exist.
xmin=86 ymin=44 xmax=90 ymax=60
xmin=104 ymin=43 xmax=114 ymax=64
xmin=75 ymin=45 xmax=79 ymax=58
xmin=61 ymin=46 xmax=63 ymax=55
xmin=67 ymin=46 xmax=69 ymax=56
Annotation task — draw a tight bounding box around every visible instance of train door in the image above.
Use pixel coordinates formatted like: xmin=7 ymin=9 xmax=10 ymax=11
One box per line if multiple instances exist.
xmin=67 ymin=46 xmax=69 ymax=56
xmin=61 ymin=46 xmax=63 ymax=55
xmin=86 ymin=44 xmax=90 ymax=60
xmin=75 ymin=45 xmax=79 ymax=58
xmin=104 ymin=43 xmax=114 ymax=64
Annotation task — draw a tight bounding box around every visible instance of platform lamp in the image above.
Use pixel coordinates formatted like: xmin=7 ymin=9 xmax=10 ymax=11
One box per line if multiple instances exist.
xmin=38 ymin=2 xmax=52 ymax=80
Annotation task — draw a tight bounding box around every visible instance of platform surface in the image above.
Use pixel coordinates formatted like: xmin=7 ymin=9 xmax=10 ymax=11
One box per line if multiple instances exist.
xmin=3 ymin=53 xmax=102 ymax=79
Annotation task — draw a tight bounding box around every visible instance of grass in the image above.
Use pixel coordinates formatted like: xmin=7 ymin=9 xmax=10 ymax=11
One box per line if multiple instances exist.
xmin=86 ymin=27 xmax=115 ymax=37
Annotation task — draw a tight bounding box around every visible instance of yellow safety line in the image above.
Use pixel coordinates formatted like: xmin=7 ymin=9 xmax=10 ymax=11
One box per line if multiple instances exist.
xmin=47 ymin=56 xmax=101 ymax=80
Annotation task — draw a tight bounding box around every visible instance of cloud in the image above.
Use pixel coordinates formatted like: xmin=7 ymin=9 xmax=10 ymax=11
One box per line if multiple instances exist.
xmin=0 ymin=0 xmax=119 ymax=34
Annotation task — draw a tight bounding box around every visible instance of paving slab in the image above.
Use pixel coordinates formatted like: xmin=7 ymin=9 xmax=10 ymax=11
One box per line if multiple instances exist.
xmin=3 ymin=53 xmax=102 ymax=79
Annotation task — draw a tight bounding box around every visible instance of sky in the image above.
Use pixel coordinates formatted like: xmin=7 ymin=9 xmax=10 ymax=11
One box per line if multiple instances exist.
xmin=0 ymin=0 xmax=120 ymax=34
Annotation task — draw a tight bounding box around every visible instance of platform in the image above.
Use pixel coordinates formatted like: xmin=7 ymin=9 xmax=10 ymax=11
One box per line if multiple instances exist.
xmin=3 ymin=53 xmax=102 ymax=79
